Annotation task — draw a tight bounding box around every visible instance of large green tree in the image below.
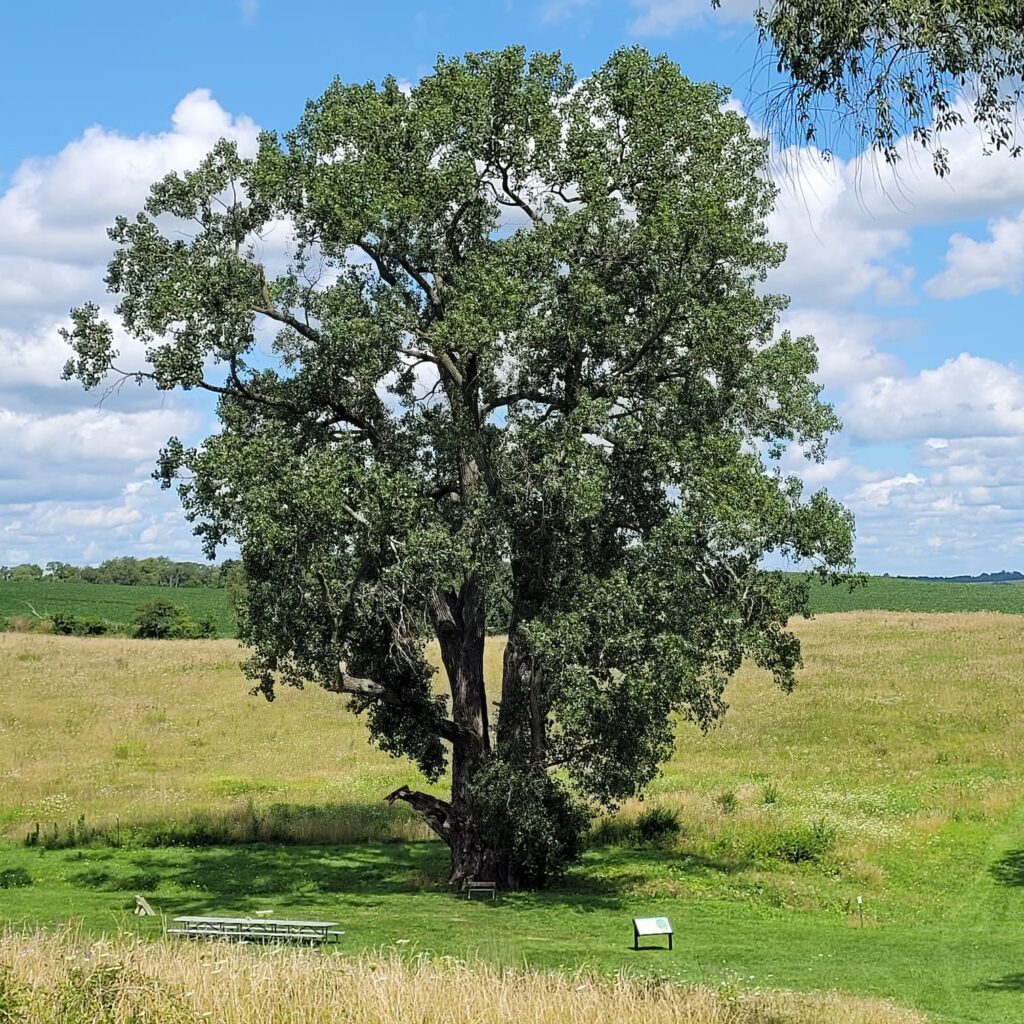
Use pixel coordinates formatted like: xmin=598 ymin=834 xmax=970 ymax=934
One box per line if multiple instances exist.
xmin=749 ymin=0 xmax=1024 ymax=174
xmin=63 ymin=47 xmax=853 ymax=888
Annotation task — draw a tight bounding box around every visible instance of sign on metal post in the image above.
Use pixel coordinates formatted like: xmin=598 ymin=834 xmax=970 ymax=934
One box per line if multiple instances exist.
xmin=632 ymin=916 xmax=673 ymax=950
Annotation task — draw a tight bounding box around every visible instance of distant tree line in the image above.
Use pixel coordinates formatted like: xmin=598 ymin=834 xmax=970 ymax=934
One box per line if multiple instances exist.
xmin=0 ymin=555 xmax=514 ymax=631
xmin=0 ymin=557 xmax=240 ymax=589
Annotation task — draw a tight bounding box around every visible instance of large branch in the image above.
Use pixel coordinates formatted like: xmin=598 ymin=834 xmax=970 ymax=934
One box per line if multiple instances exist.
xmin=109 ymin=340 xmax=383 ymax=446
xmin=253 ymin=278 xmax=323 ymax=344
xmin=481 ymin=389 xmax=563 ymax=418
xmin=385 ymin=785 xmax=452 ymax=846
xmin=327 ymin=662 xmax=470 ymax=748
xmin=357 ymin=239 xmax=441 ymax=313
xmin=495 ymin=163 xmax=539 ymax=222
xmin=591 ymin=302 xmax=684 ymax=400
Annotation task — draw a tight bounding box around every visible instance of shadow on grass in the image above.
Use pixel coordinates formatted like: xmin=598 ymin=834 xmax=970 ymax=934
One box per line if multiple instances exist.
xmin=128 ymin=842 xmax=450 ymax=911
xmin=991 ymin=848 xmax=1024 ymax=887
xmin=974 ymin=973 xmax=1024 ymax=993
xmin=58 ymin=820 xmax=750 ymax=917
xmin=104 ymin=842 xmax=633 ymax=914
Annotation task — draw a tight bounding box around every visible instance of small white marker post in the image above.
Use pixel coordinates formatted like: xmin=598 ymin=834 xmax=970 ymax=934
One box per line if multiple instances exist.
xmin=856 ymin=895 xmax=863 ymax=928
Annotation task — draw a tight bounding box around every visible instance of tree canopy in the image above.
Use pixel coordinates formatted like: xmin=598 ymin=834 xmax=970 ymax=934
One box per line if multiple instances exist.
xmin=750 ymin=0 xmax=1024 ymax=174
xmin=63 ymin=46 xmax=854 ymax=887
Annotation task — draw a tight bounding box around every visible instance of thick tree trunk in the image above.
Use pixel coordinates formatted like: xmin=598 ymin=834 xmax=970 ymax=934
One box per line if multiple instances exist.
xmin=497 ymin=572 xmax=546 ymax=763
xmin=448 ymin=781 xmax=520 ymax=890
xmin=389 ymin=586 xmax=549 ymax=890
xmin=427 ymin=574 xmax=517 ymax=887
xmin=497 ymin=629 xmax=546 ymax=763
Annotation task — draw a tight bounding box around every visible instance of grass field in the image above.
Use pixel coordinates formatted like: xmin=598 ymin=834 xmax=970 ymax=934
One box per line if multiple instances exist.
xmin=0 ymin=580 xmax=235 ymax=637
xmin=3 ymin=614 xmax=1024 ymax=1022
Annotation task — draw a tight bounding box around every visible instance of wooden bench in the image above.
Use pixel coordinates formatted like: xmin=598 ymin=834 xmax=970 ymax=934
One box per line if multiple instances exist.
xmin=465 ymin=880 xmax=497 ymax=900
xmin=167 ymin=916 xmax=343 ymax=944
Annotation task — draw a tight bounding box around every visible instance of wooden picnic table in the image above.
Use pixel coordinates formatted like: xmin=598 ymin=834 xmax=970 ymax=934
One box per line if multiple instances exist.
xmin=167 ymin=916 xmax=343 ymax=943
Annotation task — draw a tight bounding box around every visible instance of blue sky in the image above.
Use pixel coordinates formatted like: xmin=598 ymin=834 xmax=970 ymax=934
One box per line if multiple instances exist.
xmin=2 ymin=0 xmax=1024 ymax=575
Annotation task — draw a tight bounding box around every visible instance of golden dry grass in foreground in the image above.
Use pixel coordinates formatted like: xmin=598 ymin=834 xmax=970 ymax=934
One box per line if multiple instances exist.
xmin=0 ymin=930 xmax=925 ymax=1024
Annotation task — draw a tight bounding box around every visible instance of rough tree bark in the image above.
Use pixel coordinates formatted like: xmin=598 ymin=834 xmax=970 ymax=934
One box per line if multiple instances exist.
xmin=388 ymin=572 xmax=521 ymax=888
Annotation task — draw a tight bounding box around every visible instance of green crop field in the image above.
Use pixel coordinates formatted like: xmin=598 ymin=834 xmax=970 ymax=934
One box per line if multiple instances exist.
xmin=3 ymin=576 xmax=1023 ymax=644
xmin=809 ymin=576 xmax=1024 ymax=614
xmin=3 ymin=613 xmax=1024 ymax=1023
xmin=0 ymin=580 xmax=234 ymax=636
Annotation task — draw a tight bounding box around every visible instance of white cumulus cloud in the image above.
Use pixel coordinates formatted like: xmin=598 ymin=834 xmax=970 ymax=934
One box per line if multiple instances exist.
xmin=780 ymin=308 xmax=906 ymax=389
xmin=842 ymin=354 xmax=1024 ymax=442
xmin=926 ymin=211 xmax=1024 ymax=299
xmin=0 ymin=89 xmax=257 ymax=565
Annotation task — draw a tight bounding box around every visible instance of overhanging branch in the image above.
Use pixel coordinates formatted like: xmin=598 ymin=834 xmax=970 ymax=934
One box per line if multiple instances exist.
xmin=326 ymin=661 xmax=469 ymax=748
xmin=385 ymin=785 xmax=452 ymax=845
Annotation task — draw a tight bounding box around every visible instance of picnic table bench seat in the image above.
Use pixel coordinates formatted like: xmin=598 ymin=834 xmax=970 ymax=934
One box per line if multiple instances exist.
xmin=167 ymin=916 xmax=343 ymax=944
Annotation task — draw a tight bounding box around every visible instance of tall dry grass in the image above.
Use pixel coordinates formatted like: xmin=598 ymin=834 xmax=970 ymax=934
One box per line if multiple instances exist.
xmin=4 ymin=612 xmax=1024 ymax=865
xmin=0 ymin=633 xmax=435 ymax=843
xmin=0 ymin=929 xmax=925 ymax=1024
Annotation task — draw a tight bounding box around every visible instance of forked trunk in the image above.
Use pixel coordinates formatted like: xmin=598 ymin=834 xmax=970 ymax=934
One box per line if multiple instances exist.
xmin=448 ymin=745 xmax=519 ymax=890
xmin=390 ymin=579 xmax=545 ymax=890
xmin=430 ymin=577 xmax=518 ymax=887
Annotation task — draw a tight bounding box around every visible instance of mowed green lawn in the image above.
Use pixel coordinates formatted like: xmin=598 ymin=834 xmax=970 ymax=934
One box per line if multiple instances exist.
xmin=2 ymin=613 xmax=1024 ymax=1023
xmin=0 ymin=580 xmax=235 ymax=636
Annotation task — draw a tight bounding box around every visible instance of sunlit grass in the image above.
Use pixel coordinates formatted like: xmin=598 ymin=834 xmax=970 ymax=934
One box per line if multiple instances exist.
xmin=0 ymin=928 xmax=925 ymax=1024
xmin=3 ymin=614 xmax=1024 ymax=1021
xmin=4 ymin=613 xmax=1024 ymax=876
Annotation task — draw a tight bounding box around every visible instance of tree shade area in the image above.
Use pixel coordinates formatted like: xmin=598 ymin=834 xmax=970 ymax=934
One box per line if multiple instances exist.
xmin=63 ymin=46 xmax=854 ymax=888
xmin=750 ymin=0 xmax=1024 ymax=174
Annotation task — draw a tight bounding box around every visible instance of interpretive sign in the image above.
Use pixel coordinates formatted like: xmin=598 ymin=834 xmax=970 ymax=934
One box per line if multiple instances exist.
xmin=632 ymin=916 xmax=673 ymax=950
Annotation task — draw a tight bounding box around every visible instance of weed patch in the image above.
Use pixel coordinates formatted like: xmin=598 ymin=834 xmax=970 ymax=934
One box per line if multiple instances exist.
xmin=0 ymin=868 xmax=31 ymax=889
xmin=747 ymin=821 xmax=838 ymax=865
xmin=591 ymin=806 xmax=682 ymax=847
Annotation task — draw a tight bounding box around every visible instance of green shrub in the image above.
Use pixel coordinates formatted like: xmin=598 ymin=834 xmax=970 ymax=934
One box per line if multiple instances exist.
xmin=634 ymin=806 xmax=682 ymax=844
xmin=471 ymin=758 xmax=591 ymax=887
xmin=0 ymin=867 xmax=32 ymax=889
xmin=52 ymin=611 xmax=80 ymax=635
xmin=717 ymin=789 xmax=739 ymax=814
xmin=52 ymin=612 xmax=107 ymax=636
xmin=761 ymin=782 xmax=781 ymax=805
xmin=590 ymin=805 xmax=682 ymax=847
xmin=749 ymin=820 xmax=837 ymax=864
xmin=131 ymin=599 xmax=197 ymax=639
xmin=194 ymin=614 xmax=218 ymax=639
